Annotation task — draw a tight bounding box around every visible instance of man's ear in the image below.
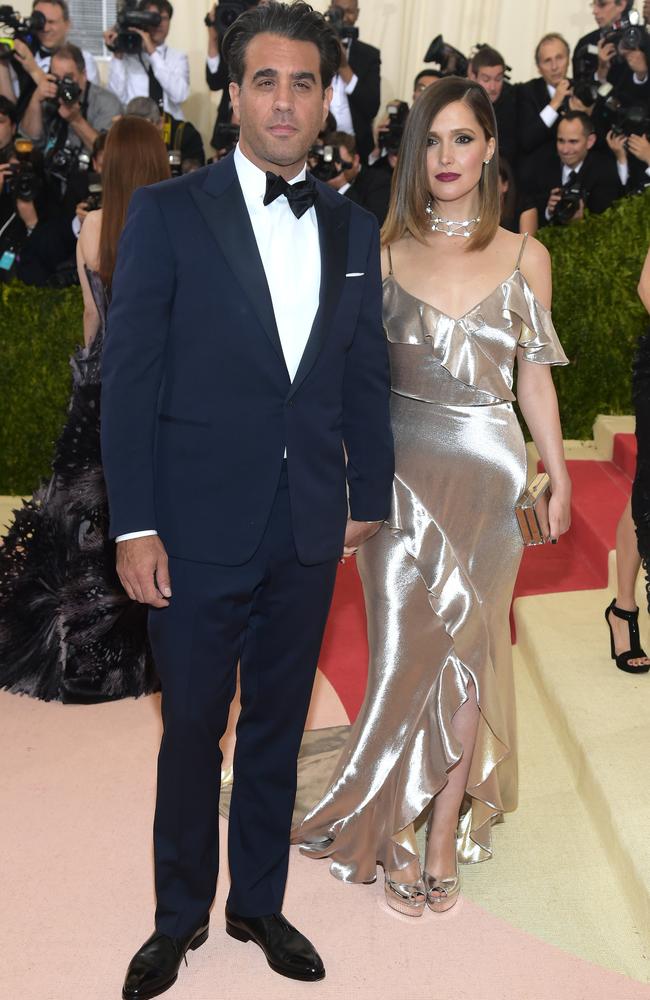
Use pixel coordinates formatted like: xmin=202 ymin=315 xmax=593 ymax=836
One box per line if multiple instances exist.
xmin=229 ymin=81 xmax=240 ymax=118
xmin=586 ymin=131 xmax=597 ymax=151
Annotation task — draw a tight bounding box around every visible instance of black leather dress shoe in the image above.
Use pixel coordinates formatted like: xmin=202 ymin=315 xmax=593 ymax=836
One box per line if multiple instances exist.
xmin=122 ymin=920 xmax=209 ymax=1000
xmin=225 ymin=911 xmax=325 ymax=981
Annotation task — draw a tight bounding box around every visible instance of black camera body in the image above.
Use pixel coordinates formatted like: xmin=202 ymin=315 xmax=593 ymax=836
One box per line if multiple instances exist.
xmin=323 ymin=5 xmax=359 ymax=43
xmin=551 ymin=177 xmax=584 ymax=225
xmin=308 ymin=142 xmax=341 ymax=182
xmin=85 ymin=180 xmax=103 ymax=211
xmin=2 ymin=137 xmax=42 ymax=202
xmin=0 ymin=5 xmax=45 ymax=59
xmin=212 ymin=122 xmax=240 ymax=155
xmin=108 ymin=0 xmax=161 ymax=56
xmin=52 ymin=74 xmax=83 ymax=106
xmin=378 ymin=100 xmax=409 ymax=155
xmin=603 ymin=11 xmax=644 ymax=50
xmin=204 ymin=1 xmax=258 ymax=36
xmin=424 ymin=35 xmax=468 ymax=77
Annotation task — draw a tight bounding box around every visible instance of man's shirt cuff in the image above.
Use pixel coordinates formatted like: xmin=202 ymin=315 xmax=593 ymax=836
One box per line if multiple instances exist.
xmin=540 ymin=104 xmax=559 ymax=128
xmin=116 ymin=530 xmax=158 ymax=542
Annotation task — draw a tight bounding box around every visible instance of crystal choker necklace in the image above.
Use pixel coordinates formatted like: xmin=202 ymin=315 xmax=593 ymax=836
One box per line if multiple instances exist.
xmin=426 ymin=201 xmax=480 ymax=238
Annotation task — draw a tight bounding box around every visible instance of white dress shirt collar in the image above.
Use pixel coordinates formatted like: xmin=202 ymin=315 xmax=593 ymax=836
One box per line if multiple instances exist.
xmin=234 ymin=144 xmax=307 ymax=208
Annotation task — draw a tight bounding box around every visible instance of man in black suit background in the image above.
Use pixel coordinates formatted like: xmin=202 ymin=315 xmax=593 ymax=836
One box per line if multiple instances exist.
xmin=517 ymin=33 xmax=572 ymax=172
xmin=530 ymin=110 xmax=622 ymax=227
xmin=102 ymin=4 xmax=393 ymax=998
xmin=573 ymin=0 xmax=632 ymax=90
xmin=321 ymin=129 xmax=391 ymax=223
xmin=326 ymin=0 xmax=380 ymax=163
xmin=467 ymin=45 xmax=517 ymax=165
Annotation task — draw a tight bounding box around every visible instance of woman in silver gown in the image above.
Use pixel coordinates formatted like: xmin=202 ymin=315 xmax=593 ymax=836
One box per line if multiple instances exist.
xmin=293 ymin=78 xmax=571 ymax=914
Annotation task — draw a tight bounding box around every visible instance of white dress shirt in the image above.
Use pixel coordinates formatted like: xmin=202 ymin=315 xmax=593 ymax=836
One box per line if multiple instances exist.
xmin=107 ymin=43 xmax=189 ymax=119
xmin=115 ymin=144 xmax=322 ymax=542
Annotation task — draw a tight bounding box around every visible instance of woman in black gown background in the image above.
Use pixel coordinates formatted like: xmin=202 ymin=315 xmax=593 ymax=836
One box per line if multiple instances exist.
xmin=0 ymin=117 xmax=170 ymax=702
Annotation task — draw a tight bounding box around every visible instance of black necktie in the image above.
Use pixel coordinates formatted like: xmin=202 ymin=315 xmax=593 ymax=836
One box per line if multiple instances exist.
xmin=263 ymin=171 xmax=317 ymax=219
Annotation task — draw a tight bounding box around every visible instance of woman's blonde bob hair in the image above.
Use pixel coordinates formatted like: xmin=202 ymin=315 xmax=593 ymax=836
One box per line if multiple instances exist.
xmin=382 ymin=76 xmax=500 ymax=252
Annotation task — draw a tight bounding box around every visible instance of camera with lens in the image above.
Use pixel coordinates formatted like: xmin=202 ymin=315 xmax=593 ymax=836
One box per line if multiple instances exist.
xmin=2 ymin=137 xmax=43 ymax=202
xmin=551 ymin=177 xmax=584 ymax=225
xmin=323 ymin=4 xmax=359 ymax=43
xmin=610 ymin=100 xmax=650 ymax=138
xmin=204 ymin=1 xmax=258 ymax=36
xmin=85 ymin=180 xmax=102 ymax=211
xmin=108 ymin=0 xmax=161 ymax=56
xmin=45 ymin=74 xmax=83 ymax=109
xmin=603 ymin=9 xmax=645 ymax=50
xmin=46 ymin=140 xmax=90 ymax=183
xmin=212 ymin=122 xmax=240 ymax=156
xmin=378 ymin=100 xmax=409 ymax=155
xmin=0 ymin=5 xmax=45 ymax=59
xmin=308 ymin=142 xmax=342 ymax=182
xmin=424 ymin=35 xmax=468 ymax=77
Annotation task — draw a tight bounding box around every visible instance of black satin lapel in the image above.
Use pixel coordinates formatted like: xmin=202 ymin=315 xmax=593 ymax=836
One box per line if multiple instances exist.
xmin=288 ymin=195 xmax=349 ymax=399
xmin=189 ymin=181 xmax=286 ymax=369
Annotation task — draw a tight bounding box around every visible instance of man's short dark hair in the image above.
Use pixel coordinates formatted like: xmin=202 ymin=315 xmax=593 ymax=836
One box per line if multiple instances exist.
xmin=222 ymin=1 xmax=341 ymax=90
xmin=560 ymin=110 xmax=595 ymax=136
xmin=470 ymin=45 xmax=506 ymax=75
xmin=413 ymin=68 xmax=442 ymax=89
xmin=0 ymin=95 xmax=18 ymax=125
xmin=51 ymin=42 xmax=85 ymax=73
xmin=139 ymin=0 xmax=174 ymax=17
xmin=324 ymin=129 xmax=357 ymax=156
xmin=33 ymin=0 xmax=70 ymax=18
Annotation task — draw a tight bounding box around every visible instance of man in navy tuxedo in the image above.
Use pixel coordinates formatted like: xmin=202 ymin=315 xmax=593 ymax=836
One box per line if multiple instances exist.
xmin=101 ymin=3 xmax=393 ymax=997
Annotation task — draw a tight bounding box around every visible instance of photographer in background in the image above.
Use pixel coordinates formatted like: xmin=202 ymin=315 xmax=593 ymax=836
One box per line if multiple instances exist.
xmin=517 ymin=33 xmax=573 ymax=168
xmin=573 ymin=0 xmax=632 ymax=89
xmin=73 ymin=130 xmax=106 ymax=235
xmin=325 ymin=1 xmax=380 ymax=163
xmin=319 ymin=129 xmax=391 ymax=223
xmin=21 ymin=44 xmax=121 ymax=166
xmin=205 ymin=1 xmax=260 ymax=141
xmin=125 ymin=95 xmax=205 ymax=172
xmin=1 ymin=1 xmax=98 ymax=115
xmin=412 ymin=68 xmax=441 ymax=103
xmin=105 ymin=1 xmax=189 ymax=120
xmin=0 ymin=94 xmax=16 ymax=155
xmin=531 ymin=110 xmax=622 ymax=228
xmin=468 ymin=45 xmax=517 ymax=164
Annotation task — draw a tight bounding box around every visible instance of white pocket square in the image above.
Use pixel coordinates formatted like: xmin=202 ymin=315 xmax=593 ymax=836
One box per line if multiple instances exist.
xmin=346 ymin=272 xmax=364 ymax=277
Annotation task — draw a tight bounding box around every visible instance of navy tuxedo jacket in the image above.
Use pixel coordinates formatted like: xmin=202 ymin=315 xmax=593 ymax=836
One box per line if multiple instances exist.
xmin=101 ymin=153 xmax=394 ymax=566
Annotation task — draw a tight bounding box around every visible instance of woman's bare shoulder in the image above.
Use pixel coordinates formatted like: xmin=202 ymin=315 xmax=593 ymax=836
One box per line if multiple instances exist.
xmin=78 ymin=209 xmax=102 ymax=270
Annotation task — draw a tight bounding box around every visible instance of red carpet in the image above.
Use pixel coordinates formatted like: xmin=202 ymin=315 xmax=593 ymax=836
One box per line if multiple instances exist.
xmin=318 ymin=434 xmax=637 ymax=721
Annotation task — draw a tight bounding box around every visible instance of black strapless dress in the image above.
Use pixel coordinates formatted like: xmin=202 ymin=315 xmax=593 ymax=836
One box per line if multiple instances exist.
xmin=0 ymin=268 xmax=158 ymax=702
xmin=632 ymin=330 xmax=650 ymax=613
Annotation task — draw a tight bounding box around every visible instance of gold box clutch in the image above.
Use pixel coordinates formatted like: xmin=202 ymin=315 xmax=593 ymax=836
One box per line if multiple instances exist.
xmin=515 ymin=473 xmax=551 ymax=546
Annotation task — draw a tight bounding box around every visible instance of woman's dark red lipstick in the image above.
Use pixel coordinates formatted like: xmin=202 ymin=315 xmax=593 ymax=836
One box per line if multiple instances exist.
xmin=435 ymin=172 xmax=461 ymax=182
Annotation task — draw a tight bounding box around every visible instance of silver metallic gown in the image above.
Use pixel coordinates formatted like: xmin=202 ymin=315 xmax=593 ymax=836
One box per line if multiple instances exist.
xmin=292 ymin=245 xmax=568 ymax=882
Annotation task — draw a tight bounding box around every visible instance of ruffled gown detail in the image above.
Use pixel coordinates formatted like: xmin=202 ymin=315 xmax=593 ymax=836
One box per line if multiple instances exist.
xmin=0 ymin=269 xmax=158 ymax=703
xmin=293 ymin=261 xmax=568 ymax=882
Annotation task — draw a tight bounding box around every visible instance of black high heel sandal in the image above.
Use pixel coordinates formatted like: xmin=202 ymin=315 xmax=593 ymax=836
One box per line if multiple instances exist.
xmin=605 ymin=599 xmax=650 ymax=674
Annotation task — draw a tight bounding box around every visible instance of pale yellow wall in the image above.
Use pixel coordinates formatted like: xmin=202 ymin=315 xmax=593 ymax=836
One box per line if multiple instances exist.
xmin=12 ymin=0 xmax=599 ymax=149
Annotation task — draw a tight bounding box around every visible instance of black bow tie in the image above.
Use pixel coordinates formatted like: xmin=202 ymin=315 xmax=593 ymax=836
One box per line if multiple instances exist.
xmin=263 ymin=171 xmax=317 ymax=219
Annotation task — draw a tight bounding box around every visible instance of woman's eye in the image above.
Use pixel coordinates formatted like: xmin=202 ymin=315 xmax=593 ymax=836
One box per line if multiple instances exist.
xmin=456 ymin=135 xmax=473 ymax=143
xmin=427 ymin=136 xmax=437 ymax=146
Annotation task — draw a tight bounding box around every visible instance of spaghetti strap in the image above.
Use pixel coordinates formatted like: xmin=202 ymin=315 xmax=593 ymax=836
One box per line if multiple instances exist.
xmin=387 ymin=244 xmax=394 ymax=275
xmin=515 ymin=233 xmax=528 ymax=271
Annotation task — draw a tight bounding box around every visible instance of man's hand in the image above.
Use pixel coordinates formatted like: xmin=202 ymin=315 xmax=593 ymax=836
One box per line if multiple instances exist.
xmin=116 ymin=535 xmax=172 ymax=607
xmin=16 ymin=198 xmax=38 ymax=229
xmin=75 ymin=199 xmax=89 ymax=224
xmin=606 ymin=128 xmax=628 ymax=162
xmin=546 ymin=186 xmax=563 ymax=216
xmin=549 ymin=78 xmax=571 ymax=111
xmin=36 ymin=72 xmax=58 ymax=103
xmin=12 ymin=39 xmax=40 ymax=81
xmin=0 ymin=161 xmax=11 ymax=196
xmin=597 ymin=38 xmax=616 ymax=80
xmin=131 ymin=28 xmax=156 ymax=56
xmin=57 ymin=98 xmax=82 ymax=123
xmin=103 ymin=28 xmax=123 ymax=58
xmin=342 ymin=519 xmax=382 ymax=559
xmin=627 ymin=132 xmax=650 ymax=165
